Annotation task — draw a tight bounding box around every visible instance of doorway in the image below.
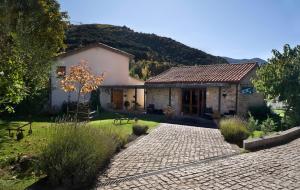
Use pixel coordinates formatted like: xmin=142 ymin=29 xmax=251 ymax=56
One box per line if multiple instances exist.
xmin=111 ymin=89 xmax=124 ymax=109
xmin=181 ymin=88 xmax=206 ymax=116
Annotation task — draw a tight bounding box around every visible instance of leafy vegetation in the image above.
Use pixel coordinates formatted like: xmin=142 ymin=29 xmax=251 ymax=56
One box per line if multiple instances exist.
xmin=260 ymin=117 xmax=277 ymax=135
xmin=248 ymin=104 xmax=282 ymax=130
xmin=247 ymin=113 xmax=260 ymax=137
xmin=65 ymin=24 xmax=228 ymax=79
xmin=253 ymin=44 xmax=300 ymax=127
xmin=220 ymin=117 xmax=250 ymax=145
xmin=0 ymin=112 xmax=161 ymax=189
xmin=0 ymin=0 xmax=68 ymax=112
xmin=40 ymin=123 xmax=119 ymax=189
xmin=132 ymin=124 xmax=149 ymax=136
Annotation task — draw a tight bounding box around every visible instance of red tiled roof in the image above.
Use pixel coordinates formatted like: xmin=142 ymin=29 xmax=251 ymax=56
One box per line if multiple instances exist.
xmin=146 ymin=63 xmax=258 ymax=84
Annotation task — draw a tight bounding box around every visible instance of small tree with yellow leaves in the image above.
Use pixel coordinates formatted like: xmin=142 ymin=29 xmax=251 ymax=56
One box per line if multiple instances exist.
xmin=60 ymin=60 xmax=104 ymax=119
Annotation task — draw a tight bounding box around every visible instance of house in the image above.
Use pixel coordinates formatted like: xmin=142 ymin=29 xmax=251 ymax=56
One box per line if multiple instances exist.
xmin=145 ymin=63 xmax=265 ymax=117
xmin=50 ymin=43 xmax=145 ymax=111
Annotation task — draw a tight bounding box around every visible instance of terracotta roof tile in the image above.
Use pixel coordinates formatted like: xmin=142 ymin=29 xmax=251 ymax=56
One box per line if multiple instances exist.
xmin=146 ymin=63 xmax=258 ymax=84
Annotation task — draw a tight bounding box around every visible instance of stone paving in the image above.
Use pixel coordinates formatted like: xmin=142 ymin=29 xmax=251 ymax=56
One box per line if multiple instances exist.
xmin=98 ymin=123 xmax=238 ymax=183
xmin=98 ymin=136 xmax=300 ymax=190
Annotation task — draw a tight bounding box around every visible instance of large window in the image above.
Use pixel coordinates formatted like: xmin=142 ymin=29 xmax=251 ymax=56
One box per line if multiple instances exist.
xmin=56 ymin=66 xmax=66 ymax=78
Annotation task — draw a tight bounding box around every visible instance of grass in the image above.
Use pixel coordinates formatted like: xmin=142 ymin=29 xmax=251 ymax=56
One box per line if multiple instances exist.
xmin=249 ymin=130 xmax=264 ymax=139
xmin=0 ymin=111 xmax=162 ymax=190
xmin=273 ymin=109 xmax=285 ymax=118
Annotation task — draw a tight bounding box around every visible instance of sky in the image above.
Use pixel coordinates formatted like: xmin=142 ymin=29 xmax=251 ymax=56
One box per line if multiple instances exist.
xmin=58 ymin=0 xmax=300 ymax=60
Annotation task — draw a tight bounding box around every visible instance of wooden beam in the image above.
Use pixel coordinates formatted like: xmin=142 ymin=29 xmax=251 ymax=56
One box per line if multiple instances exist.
xmin=144 ymin=89 xmax=146 ymax=110
xmin=134 ymin=87 xmax=137 ymax=110
xmin=197 ymin=89 xmax=200 ymax=116
xmin=145 ymin=82 xmax=230 ymax=88
xmin=235 ymin=84 xmax=239 ymax=114
xmin=218 ymin=87 xmax=221 ymax=113
xmin=168 ymin=88 xmax=171 ymax=106
xmin=111 ymin=88 xmax=113 ymax=103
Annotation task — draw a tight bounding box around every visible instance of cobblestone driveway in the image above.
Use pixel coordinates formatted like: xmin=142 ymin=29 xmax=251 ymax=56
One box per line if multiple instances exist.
xmin=98 ymin=125 xmax=300 ymax=190
xmin=98 ymin=137 xmax=300 ymax=189
xmin=99 ymin=124 xmax=238 ymax=183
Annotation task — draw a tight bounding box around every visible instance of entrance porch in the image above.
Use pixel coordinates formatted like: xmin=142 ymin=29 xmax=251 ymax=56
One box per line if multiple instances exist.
xmin=145 ymin=83 xmax=239 ymax=117
xmin=99 ymin=85 xmax=145 ymax=112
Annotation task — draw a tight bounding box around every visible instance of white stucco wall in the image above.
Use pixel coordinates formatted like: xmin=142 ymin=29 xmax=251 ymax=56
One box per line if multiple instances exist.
xmin=51 ymin=46 xmax=144 ymax=110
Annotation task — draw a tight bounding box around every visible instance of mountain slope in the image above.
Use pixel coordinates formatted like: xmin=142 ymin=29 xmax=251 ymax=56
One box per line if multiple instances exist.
xmin=223 ymin=57 xmax=267 ymax=65
xmin=65 ymin=24 xmax=228 ymax=66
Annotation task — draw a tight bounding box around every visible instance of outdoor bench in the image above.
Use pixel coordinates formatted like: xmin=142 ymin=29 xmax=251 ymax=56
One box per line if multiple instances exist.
xmin=6 ymin=121 xmax=32 ymax=137
xmin=113 ymin=113 xmax=133 ymax=125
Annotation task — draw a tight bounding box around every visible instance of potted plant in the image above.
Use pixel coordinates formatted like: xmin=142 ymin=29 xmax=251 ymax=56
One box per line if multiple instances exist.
xmin=163 ymin=106 xmax=175 ymax=119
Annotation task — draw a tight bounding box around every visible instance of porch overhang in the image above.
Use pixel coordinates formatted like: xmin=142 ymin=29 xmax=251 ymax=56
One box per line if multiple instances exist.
xmin=144 ymin=82 xmax=230 ymax=88
xmin=99 ymin=85 xmax=145 ymax=89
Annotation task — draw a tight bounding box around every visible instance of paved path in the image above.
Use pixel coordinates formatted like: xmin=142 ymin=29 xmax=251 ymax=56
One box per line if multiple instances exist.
xmin=97 ymin=124 xmax=300 ymax=189
xmin=98 ymin=124 xmax=238 ymax=183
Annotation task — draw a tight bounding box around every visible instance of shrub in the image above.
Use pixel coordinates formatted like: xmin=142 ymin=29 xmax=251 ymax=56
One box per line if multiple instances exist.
xmin=248 ymin=104 xmax=271 ymax=122
xmin=220 ymin=117 xmax=250 ymax=144
xmin=248 ymin=105 xmax=281 ymax=131
xmin=16 ymin=130 xmax=24 ymax=141
xmin=247 ymin=112 xmax=260 ymax=137
xmin=132 ymin=124 xmax=149 ymax=136
xmin=40 ymin=123 xmax=118 ymax=188
xmin=260 ymin=117 xmax=276 ymax=135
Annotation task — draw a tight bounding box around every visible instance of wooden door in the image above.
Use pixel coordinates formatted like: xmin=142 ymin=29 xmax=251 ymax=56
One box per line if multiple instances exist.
xmin=112 ymin=89 xmax=123 ymax=109
xmin=181 ymin=88 xmax=206 ymax=116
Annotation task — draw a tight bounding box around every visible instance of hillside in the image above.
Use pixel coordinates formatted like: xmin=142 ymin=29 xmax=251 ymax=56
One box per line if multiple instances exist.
xmin=65 ymin=24 xmax=228 ymax=79
xmin=223 ymin=57 xmax=267 ymax=65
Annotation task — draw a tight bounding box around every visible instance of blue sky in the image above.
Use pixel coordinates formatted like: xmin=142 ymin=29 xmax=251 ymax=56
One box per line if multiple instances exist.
xmin=58 ymin=0 xmax=300 ymax=60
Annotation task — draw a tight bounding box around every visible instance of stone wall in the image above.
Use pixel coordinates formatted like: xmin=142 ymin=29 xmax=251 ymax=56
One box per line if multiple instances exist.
xmin=206 ymin=85 xmax=237 ymax=115
xmin=206 ymin=87 xmax=219 ymax=112
xmin=237 ymin=68 xmax=265 ymax=116
xmin=146 ymin=67 xmax=265 ymax=117
xmin=146 ymin=88 xmax=181 ymax=115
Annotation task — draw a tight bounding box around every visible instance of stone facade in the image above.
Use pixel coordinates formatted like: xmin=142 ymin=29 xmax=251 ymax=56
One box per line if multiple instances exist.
xmin=146 ymin=68 xmax=265 ymax=116
xmin=146 ymin=88 xmax=181 ymax=115
xmin=206 ymin=85 xmax=238 ymax=114
xmin=237 ymin=69 xmax=265 ymax=116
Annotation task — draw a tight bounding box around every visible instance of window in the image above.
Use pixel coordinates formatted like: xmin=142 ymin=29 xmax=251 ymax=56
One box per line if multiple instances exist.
xmin=56 ymin=66 xmax=66 ymax=78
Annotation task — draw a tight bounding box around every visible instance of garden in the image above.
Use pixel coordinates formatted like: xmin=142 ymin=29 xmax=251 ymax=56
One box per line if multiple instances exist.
xmin=219 ymin=44 xmax=300 ymax=147
xmin=0 ymin=112 xmax=162 ymax=190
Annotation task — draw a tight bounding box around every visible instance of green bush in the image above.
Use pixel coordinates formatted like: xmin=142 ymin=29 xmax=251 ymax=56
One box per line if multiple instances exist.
xmin=260 ymin=117 xmax=276 ymax=135
xmin=220 ymin=117 xmax=250 ymax=144
xmin=247 ymin=113 xmax=260 ymax=137
xmin=132 ymin=124 xmax=149 ymax=136
xmin=248 ymin=105 xmax=281 ymax=131
xmin=248 ymin=104 xmax=272 ymax=121
xmin=40 ymin=123 xmax=118 ymax=188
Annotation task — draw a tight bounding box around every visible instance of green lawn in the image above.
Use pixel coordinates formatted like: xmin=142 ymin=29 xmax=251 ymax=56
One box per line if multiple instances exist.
xmin=0 ymin=112 xmax=162 ymax=190
xmin=273 ymin=109 xmax=285 ymax=118
xmin=248 ymin=130 xmax=264 ymax=139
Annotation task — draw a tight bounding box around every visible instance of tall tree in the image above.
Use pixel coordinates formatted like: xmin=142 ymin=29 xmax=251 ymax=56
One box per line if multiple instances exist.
xmin=253 ymin=44 xmax=300 ymax=126
xmin=0 ymin=0 xmax=68 ymax=112
xmin=60 ymin=60 xmax=104 ymax=119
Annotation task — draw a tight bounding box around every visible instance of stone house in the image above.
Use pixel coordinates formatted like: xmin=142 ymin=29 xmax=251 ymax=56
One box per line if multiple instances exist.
xmin=50 ymin=43 xmax=144 ymax=111
xmin=145 ymin=63 xmax=265 ymax=117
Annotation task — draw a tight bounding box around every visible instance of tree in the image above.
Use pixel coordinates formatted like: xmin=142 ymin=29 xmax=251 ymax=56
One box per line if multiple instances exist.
xmin=60 ymin=60 xmax=104 ymax=119
xmin=0 ymin=0 xmax=68 ymax=112
xmin=253 ymin=44 xmax=300 ymax=126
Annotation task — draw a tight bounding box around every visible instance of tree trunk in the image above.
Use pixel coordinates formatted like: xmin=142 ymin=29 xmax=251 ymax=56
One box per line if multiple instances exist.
xmin=75 ymin=86 xmax=82 ymax=124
